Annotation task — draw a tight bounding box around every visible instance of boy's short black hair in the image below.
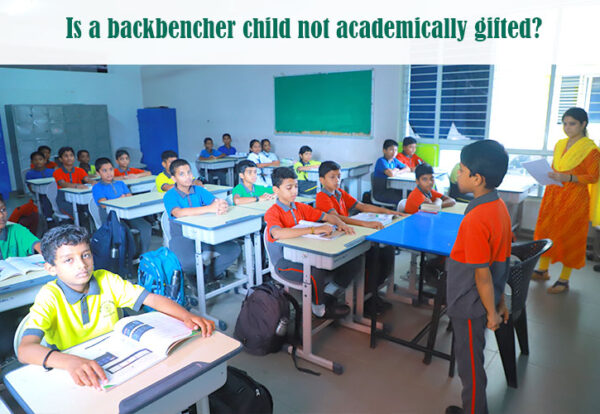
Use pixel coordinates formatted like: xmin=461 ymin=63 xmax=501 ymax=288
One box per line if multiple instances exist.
xmin=318 ymin=161 xmax=341 ymax=178
xmin=237 ymin=159 xmax=257 ymax=174
xmin=249 ymin=139 xmax=260 ymax=149
xmin=403 ymin=137 xmax=417 ymax=146
xmin=115 ymin=149 xmax=130 ymax=159
xmin=204 ymin=137 xmax=213 ymax=144
xmin=460 ymin=139 xmax=508 ymax=189
xmin=161 ymin=150 xmax=178 ymax=161
xmin=272 ymin=167 xmax=297 ymax=188
xmin=58 ymin=146 xmax=74 ymax=158
xmin=30 ymin=151 xmax=45 ymax=161
xmin=415 ymin=163 xmax=434 ymax=179
xmin=299 ymin=145 xmax=312 ymax=155
xmin=261 ymin=138 xmax=270 ymax=146
xmin=77 ymin=149 xmax=89 ymax=159
xmin=95 ymin=157 xmax=113 ymax=171
xmin=383 ymin=139 xmax=398 ymax=150
xmin=37 ymin=145 xmax=51 ymax=153
xmin=169 ymin=159 xmax=190 ymax=176
xmin=222 ymin=133 xmax=231 ymax=139
xmin=41 ymin=225 xmax=90 ymax=266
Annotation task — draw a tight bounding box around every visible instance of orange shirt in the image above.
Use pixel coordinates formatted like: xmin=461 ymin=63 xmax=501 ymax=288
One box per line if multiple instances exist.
xmin=315 ymin=188 xmax=357 ymax=217
xmin=404 ymin=187 xmax=443 ymax=214
xmin=114 ymin=167 xmax=145 ymax=177
xmin=30 ymin=161 xmax=57 ymax=169
xmin=53 ymin=167 xmax=88 ymax=188
xmin=396 ymin=152 xmax=423 ymax=169
xmin=8 ymin=199 xmax=38 ymax=222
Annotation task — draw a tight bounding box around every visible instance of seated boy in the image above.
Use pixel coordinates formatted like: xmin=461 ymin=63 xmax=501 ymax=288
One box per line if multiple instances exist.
xmin=265 ymin=167 xmax=358 ymax=319
xmin=31 ymin=145 xmax=57 ymax=169
xmin=404 ymin=163 xmax=456 ymax=214
xmin=260 ymin=139 xmax=280 ymax=166
xmin=17 ymin=225 xmax=214 ymax=389
xmin=232 ymin=160 xmax=275 ymax=205
xmin=164 ymin=159 xmax=241 ymax=280
xmin=293 ymin=146 xmax=321 ymax=195
xmin=396 ymin=137 xmax=423 ymax=171
xmin=217 ymin=133 xmax=237 ymax=156
xmin=445 ymin=140 xmax=512 ymax=414
xmin=372 ymin=139 xmax=410 ymax=206
xmin=156 ymin=150 xmax=203 ymax=193
xmin=92 ymin=158 xmax=152 ymax=254
xmin=0 ymin=194 xmax=41 ymax=259
xmin=198 ymin=137 xmax=227 ymax=185
xmin=113 ymin=149 xmax=151 ymax=180
xmin=52 ymin=146 xmax=93 ymax=223
xmin=77 ymin=149 xmax=96 ymax=176
xmin=316 ymin=161 xmax=405 ymax=314
xmin=26 ymin=151 xmax=54 ymax=220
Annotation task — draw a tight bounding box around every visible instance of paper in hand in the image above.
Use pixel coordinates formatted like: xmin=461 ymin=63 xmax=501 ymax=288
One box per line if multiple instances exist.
xmin=521 ymin=159 xmax=562 ymax=187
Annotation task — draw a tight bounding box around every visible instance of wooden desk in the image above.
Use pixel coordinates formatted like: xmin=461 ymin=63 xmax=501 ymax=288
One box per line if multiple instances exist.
xmin=174 ymin=206 xmax=263 ymax=329
xmin=305 ymin=161 xmax=372 ymax=199
xmin=202 ymin=184 xmax=232 ymax=199
xmin=4 ymin=332 xmax=241 ymax=414
xmin=0 ymin=271 xmax=55 ymax=312
xmin=195 ymin=158 xmax=237 ymax=186
xmin=59 ymin=186 xmax=93 ymax=226
xmin=121 ymin=175 xmax=157 ymax=194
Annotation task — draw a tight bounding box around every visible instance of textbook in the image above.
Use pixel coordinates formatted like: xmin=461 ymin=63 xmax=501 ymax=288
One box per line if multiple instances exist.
xmin=0 ymin=254 xmax=45 ymax=281
xmin=351 ymin=212 xmax=394 ymax=227
xmin=293 ymin=220 xmax=343 ymax=240
xmin=64 ymin=311 xmax=201 ymax=390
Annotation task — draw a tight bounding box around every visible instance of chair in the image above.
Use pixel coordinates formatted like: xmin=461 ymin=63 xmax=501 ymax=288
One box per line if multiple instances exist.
xmin=160 ymin=211 xmax=171 ymax=248
xmin=370 ymin=173 xmax=397 ymax=209
xmin=87 ymin=197 xmax=102 ymax=231
xmin=415 ymin=143 xmax=440 ymax=167
xmin=14 ymin=314 xmax=47 ymax=357
xmin=494 ymin=238 xmax=553 ymax=388
xmin=397 ymin=199 xmax=407 ymax=213
xmin=21 ymin=168 xmax=32 ymax=195
xmin=46 ymin=180 xmax=71 ymax=222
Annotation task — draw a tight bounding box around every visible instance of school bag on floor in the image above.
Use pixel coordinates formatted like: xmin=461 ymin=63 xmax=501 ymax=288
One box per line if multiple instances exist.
xmin=208 ymin=366 xmax=273 ymax=414
xmin=137 ymin=247 xmax=186 ymax=309
xmin=90 ymin=210 xmax=136 ymax=278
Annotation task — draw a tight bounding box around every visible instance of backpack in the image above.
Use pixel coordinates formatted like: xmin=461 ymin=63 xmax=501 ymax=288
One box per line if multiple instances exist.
xmin=234 ymin=281 xmax=319 ymax=375
xmin=137 ymin=247 xmax=186 ymax=309
xmin=90 ymin=210 xmax=136 ymax=278
xmin=208 ymin=366 xmax=273 ymax=414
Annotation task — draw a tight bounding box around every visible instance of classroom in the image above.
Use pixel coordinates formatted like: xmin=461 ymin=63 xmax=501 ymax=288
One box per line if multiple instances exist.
xmin=1 ymin=64 xmax=600 ymax=414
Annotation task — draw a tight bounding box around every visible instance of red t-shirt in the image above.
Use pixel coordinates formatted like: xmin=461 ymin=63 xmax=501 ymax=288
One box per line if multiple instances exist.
xmin=396 ymin=152 xmax=423 ymax=169
xmin=53 ymin=167 xmax=88 ymax=188
xmin=315 ymin=188 xmax=357 ymax=217
xmin=30 ymin=161 xmax=57 ymax=169
xmin=404 ymin=187 xmax=443 ymax=214
xmin=114 ymin=167 xmax=145 ymax=177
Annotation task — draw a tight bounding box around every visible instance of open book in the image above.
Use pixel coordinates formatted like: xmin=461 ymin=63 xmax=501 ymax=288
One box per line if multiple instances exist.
xmin=64 ymin=312 xmax=200 ymax=390
xmin=293 ymin=220 xmax=343 ymax=240
xmin=351 ymin=212 xmax=394 ymax=227
xmin=0 ymin=254 xmax=45 ymax=281
xmin=420 ymin=203 xmax=441 ymax=213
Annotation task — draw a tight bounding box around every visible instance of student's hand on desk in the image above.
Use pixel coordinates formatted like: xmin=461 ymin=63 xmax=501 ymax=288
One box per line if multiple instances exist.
xmin=213 ymin=199 xmax=229 ymax=215
xmin=486 ymin=311 xmax=502 ymax=331
xmin=338 ymin=223 xmax=355 ymax=235
xmin=65 ymin=355 xmax=107 ymax=390
xmin=76 ymin=184 xmax=88 ymax=189
xmin=365 ymin=221 xmax=384 ymax=230
xmin=183 ymin=313 xmax=216 ymax=337
xmin=422 ymin=197 xmax=433 ymax=204
xmin=314 ymin=224 xmax=334 ymax=235
xmin=259 ymin=193 xmax=275 ymax=201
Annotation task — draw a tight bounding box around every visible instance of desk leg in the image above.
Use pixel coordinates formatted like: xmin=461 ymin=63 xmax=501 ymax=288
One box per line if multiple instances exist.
xmin=194 ymin=238 xmax=218 ymax=328
xmin=370 ymin=245 xmax=379 ymax=348
xmin=357 ymin=177 xmax=362 ymax=200
xmin=228 ymin=166 xmax=234 ymax=187
xmin=72 ymin=200 xmax=79 ymax=226
xmin=253 ymin=231 xmax=262 ymax=286
xmin=197 ymin=396 xmax=210 ymax=414
xmin=243 ymin=234 xmax=254 ymax=288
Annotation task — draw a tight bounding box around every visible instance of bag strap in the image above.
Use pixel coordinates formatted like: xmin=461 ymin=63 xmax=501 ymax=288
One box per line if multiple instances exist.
xmin=282 ymin=291 xmax=320 ymax=376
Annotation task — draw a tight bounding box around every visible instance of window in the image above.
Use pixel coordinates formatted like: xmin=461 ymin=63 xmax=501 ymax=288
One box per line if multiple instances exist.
xmin=407 ymin=65 xmax=492 ymax=141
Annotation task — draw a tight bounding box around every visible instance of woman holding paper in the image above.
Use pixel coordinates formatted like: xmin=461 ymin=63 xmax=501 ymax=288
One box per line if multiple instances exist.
xmin=533 ymin=107 xmax=600 ymax=293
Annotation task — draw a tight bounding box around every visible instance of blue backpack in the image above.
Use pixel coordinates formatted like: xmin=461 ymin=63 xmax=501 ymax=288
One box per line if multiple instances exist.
xmin=138 ymin=247 xmax=186 ymax=309
xmin=90 ymin=210 xmax=136 ymax=278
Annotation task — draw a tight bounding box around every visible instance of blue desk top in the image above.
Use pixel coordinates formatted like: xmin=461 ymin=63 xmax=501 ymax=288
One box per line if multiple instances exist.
xmin=366 ymin=212 xmax=464 ymax=256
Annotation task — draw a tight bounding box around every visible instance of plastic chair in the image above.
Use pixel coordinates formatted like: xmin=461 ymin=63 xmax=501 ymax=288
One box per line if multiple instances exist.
xmin=160 ymin=211 xmax=171 ymax=248
xmin=14 ymin=314 xmax=47 ymax=357
xmin=397 ymin=199 xmax=407 ymax=213
xmin=370 ymin=173 xmax=397 ymax=209
xmin=415 ymin=143 xmax=440 ymax=167
xmin=21 ymin=169 xmax=32 ymax=195
xmin=87 ymin=197 xmax=102 ymax=231
xmin=46 ymin=180 xmax=71 ymax=222
xmin=494 ymin=238 xmax=553 ymax=388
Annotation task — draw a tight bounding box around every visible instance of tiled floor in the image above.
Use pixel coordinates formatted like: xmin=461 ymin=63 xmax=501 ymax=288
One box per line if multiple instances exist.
xmin=2 ymin=193 xmax=600 ymax=413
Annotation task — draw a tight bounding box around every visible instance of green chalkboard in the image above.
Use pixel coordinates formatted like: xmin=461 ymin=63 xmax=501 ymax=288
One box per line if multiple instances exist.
xmin=274 ymin=70 xmax=372 ymax=135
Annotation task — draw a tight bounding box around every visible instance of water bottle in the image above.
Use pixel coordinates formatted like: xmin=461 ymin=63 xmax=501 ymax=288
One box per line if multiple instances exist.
xmin=275 ymin=317 xmax=289 ymax=337
xmin=166 ymin=270 xmax=181 ymax=300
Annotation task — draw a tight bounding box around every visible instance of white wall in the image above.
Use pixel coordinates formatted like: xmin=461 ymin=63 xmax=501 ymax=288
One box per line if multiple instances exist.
xmin=140 ymin=65 xmax=406 ymax=188
xmin=0 ymin=66 xmax=144 ymax=189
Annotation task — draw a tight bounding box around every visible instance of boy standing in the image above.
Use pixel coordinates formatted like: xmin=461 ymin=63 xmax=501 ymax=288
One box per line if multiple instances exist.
xmin=232 ymin=160 xmax=275 ymax=205
xmin=113 ymin=149 xmax=151 ymax=180
xmin=18 ymin=225 xmax=213 ymax=389
xmin=396 ymin=137 xmax=423 ymax=171
xmin=404 ymin=163 xmax=456 ymax=214
xmin=218 ymin=133 xmax=237 ymax=156
xmin=445 ymin=140 xmax=512 ymax=414
xmin=372 ymin=139 xmax=410 ymax=207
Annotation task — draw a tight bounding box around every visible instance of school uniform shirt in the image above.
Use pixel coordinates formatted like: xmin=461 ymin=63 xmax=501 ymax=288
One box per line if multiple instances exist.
xmin=404 ymin=186 xmax=443 ymax=214
xmin=163 ymin=185 xmax=216 ymax=237
xmin=0 ymin=223 xmax=39 ymax=259
xmin=199 ymin=149 xmax=223 ymax=158
xmin=155 ymin=171 xmax=175 ymax=193
xmin=293 ymin=160 xmax=321 ymax=181
xmin=446 ymin=190 xmax=512 ymax=319
xmin=30 ymin=161 xmax=57 ymax=169
xmin=92 ymin=180 xmax=130 ymax=205
xmin=232 ymin=182 xmax=274 ymax=199
xmin=373 ymin=157 xmax=406 ymax=178
xmin=25 ymin=168 xmax=54 ymax=180
xmin=79 ymin=163 xmax=96 ymax=175
xmin=113 ymin=166 xmax=144 ymax=177
xmin=22 ymin=270 xmax=148 ymax=350
xmin=396 ymin=152 xmax=423 ymax=169
xmin=264 ymin=200 xmax=325 ymax=265
xmin=247 ymin=152 xmax=272 ymax=176
xmin=260 ymin=151 xmax=278 ymax=162
xmin=315 ymin=188 xmax=357 ymax=217
xmin=218 ymin=145 xmax=237 ymax=155
xmin=52 ymin=166 xmax=88 ymax=188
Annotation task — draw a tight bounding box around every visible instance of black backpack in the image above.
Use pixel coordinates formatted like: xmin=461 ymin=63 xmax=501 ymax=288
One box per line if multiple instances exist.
xmin=90 ymin=210 xmax=136 ymax=278
xmin=234 ymin=282 xmax=319 ymax=375
xmin=209 ymin=366 xmax=273 ymax=414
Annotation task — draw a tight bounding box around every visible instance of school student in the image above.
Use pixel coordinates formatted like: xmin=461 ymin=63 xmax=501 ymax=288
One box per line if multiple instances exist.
xmin=0 ymin=194 xmax=41 ymax=259
xmin=265 ymin=167 xmax=358 ymax=319
xmin=293 ymin=146 xmax=321 ymax=195
xmin=163 ymin=159 xmax=241 ymax=280
xmin=52 ymin=146 xmax=93 ymax=220
xmin=17 ymin=225 xmax=214 ymax=389
xmin=247 ymin=139 xmax=277 ymax=186
xmin=198 ymin=137 xmax=228 ymax=184
xmin=445 ymin=140 xmax=512 ymax=414
xmin=396 ymin=137 xmax=423 ymax=171
xmin=260 ymin=139 xmax=280 ymax=165
xmin=31 ymin=145 xmax=57 ymax=169
xmin=156 ymin=150 xmax=203 ymax=193
xmin=113 ymin=149 xmax=151 ymax=180
xmin=26 ymin=151 xmax=54 ymax=181
xmin=92 ymin=158 xmax=152 ymax=254
xmin=372 ymin=139 xmax=410 ymax=207
xmin=316 ymin=161 xmax=405 ymax=314
xmin=217 ymin=133 xmax=237 ymax=156
xmin=231 ymin=160 xmax=275 ymax=205
xmin=404 ymin=163 xmax=456 ymax=214
xmin=77 ymin=150 xmax=96 ymax=176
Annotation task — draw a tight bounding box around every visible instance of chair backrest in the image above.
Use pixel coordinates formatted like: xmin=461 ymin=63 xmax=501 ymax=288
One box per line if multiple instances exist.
xmin=370 ymin=173 xmax=397 ymax=209
xmin=160 ymin=211 xmax=171 ymax=247
xmin=22 ymin=168 xmax=31 ymax=195
xmin=262 ymin=228 xmax=303 ymax=291
xmin=397 ymin=199 xmax=407 ymax=212
xmin=508 ymin=239 xmax=553 ymax=313
xmin=416 ymin=143 xmax=440 ymax=167
xmin=87 ymin=197 xmax=102 ymax=230
xmin=14 ymin=313 xmax=47 ymax=357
